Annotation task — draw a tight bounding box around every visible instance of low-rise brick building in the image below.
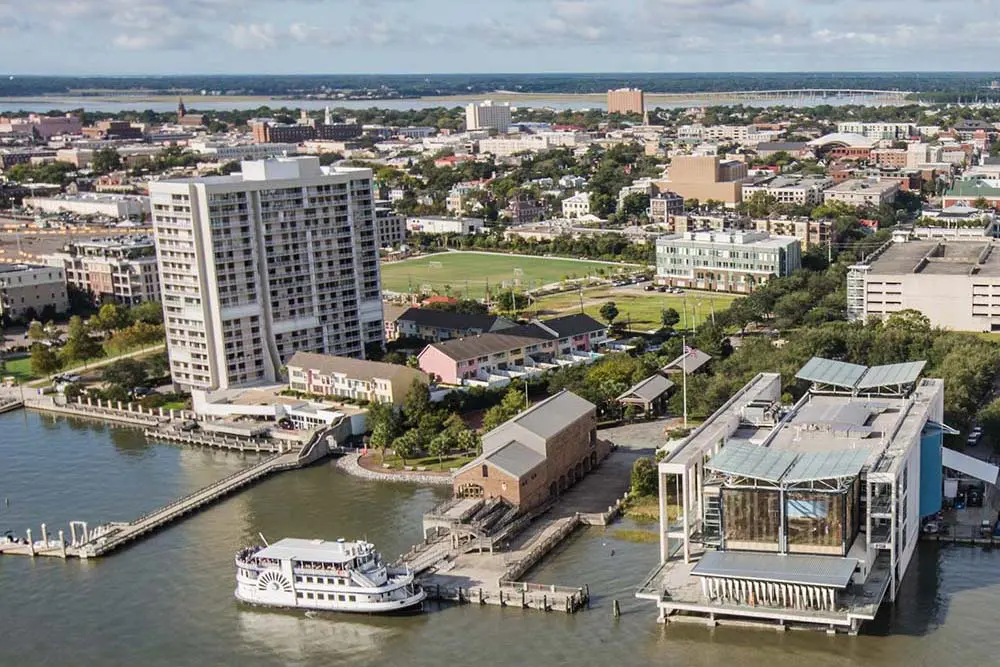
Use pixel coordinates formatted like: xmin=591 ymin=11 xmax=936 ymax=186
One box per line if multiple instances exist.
xmin=452 ymin=390 xmax=608 ymax=510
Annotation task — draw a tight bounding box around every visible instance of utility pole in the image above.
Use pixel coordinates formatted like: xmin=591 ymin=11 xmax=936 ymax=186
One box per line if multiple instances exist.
xmin=579 ymin=284 xmax=585 ymax=314
xmin=681 ymin=336 xmax=689 ymax=429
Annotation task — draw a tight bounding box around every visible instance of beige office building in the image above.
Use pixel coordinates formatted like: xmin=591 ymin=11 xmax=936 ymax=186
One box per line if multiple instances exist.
xmin=823 ymin=179 xmax=899 ymax=207
xmin=665 ymin=155 xmax=747 ymax=206
xmin=0 ymin=263 xmax=68 ymax=322
xmin=150 ymin=156 xmax=383 ymax=391
xmin=848 ymin=239 xmax=1000 ymax=331
xmin=607 ymin=88 xmax=645 ymax=115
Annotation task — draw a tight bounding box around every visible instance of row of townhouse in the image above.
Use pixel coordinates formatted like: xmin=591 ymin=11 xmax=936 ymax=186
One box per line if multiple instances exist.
xmin=417 ymin=313 xmax=608 ymax=386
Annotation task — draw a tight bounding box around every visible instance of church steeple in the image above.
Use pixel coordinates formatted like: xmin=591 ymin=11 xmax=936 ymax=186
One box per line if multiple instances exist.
xmin=177 ymin=97 xmax=187 ymax=120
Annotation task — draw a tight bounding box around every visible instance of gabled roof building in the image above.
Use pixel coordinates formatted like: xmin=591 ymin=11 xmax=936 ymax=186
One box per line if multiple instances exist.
xmin=452 ymin=390 xmax=609 ymax=511
xmin=416 ymin=314 xmax=608 ymax=386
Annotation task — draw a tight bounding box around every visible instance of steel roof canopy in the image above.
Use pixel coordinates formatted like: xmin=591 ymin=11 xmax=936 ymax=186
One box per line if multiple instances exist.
xmin=796 ymin=357 xmax=927 ymax=392
xmin=796 ymin=357 xmax=869 ymax=389
xmin=691 ymin=550 xmax=859 ymax=588
xmin=782 ymin=449 xmax=871 ymax=484
xmin=705 ymin=441 xmax=798 ymax=483
xmin=855 ymin=361 xmax=927 ymax=389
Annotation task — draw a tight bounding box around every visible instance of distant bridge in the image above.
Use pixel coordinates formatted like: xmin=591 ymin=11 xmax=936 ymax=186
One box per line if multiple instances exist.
xmin=647 ymin=88 xmax=912 ymax=106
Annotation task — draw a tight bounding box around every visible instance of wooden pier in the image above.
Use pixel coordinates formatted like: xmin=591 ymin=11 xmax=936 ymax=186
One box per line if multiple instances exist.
xmin=0 ymin=398 xmax=23 ymax=415
xmin=424 ymin=580 xmax=589 ymax=613
xmin=143 ymin=429 xmax=288 ymax=454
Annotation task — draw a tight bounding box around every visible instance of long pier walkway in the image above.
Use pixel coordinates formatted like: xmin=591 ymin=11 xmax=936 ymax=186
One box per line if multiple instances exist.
xmin=0 ymin=421 xmax=346 ymax=560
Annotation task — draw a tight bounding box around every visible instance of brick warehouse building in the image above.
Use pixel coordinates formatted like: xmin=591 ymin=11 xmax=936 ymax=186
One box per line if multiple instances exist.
xmin=452 ymin=390 xmax=610 ymax=511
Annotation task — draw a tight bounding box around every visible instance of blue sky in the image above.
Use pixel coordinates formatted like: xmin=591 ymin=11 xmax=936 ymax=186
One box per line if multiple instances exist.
xmin=0 ymin=0 xmax=996 ymax=74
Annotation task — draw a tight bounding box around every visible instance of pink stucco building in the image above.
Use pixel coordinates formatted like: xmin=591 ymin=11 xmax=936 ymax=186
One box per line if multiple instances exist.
xmin=417 ymin=313 xmax=607 ymax=385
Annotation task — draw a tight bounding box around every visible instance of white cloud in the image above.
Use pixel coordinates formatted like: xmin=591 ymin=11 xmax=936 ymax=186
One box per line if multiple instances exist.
xmin=227 ymin=23 xmax=281 ymax=51
xmin=1 ymin=0 xmax=999 ymax=70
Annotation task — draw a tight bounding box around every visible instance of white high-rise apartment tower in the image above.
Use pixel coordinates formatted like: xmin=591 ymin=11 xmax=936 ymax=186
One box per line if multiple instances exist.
xmin=150 ymin=156 xmax=384 ymax=391
xmin=465 ymin=100 xmax=511 ymax=134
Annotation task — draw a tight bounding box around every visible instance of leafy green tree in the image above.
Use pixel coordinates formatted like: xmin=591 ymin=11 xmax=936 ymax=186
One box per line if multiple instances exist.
xmin=428 ymin=431 xmax=451 ymax=469
xmin=369 ymin=420 xmax=394 ymax=464
xmin=456 ymin=428 xmax=481 ymax=455
xmin=129 ymin=301 xmax=164 ymax=325
xmin=107 ymin=322 xmax=164 ymax=353
xmin=620 ymin=192 xmax=651 ymax=219
xmin=481 ymin=384 xmax=529 ymax=432
xmin=393 ymin=429 xmax=421 ymax=466
xmin=94 ymin=303 xmax=129 ymax=336
xmin=102 ymin=358 xmax=148 ymax=390
xmin=589 ymin=192 xmax=615 ymax=218
xmin=977 ymin=398 xmax=1000 ymax=449
xmin=145 ymin=351 xmax=170 ymax=379
xmin=660 ymin=307 xmax=681 ymax=331
xmin=27 ymin=321 xmax=46 ymax=342
xmin=599 ymin=301 xmax=620 ymax=325
xmin=92 ymin=148 xmax=123 ymax=175
xmin=61 ymin=316 xmax=103 ymax=365
xmin=402 ymin=379 xmax=431 ymax=428
xmin=30 ymin=343 xmax=62 ymax=377
xmin=630 ymin=457 xmax=657 ymax=497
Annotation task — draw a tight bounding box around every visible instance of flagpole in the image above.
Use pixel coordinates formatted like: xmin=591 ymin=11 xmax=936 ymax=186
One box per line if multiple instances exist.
xmin=682 ymin=337 xmax=688 ymax=428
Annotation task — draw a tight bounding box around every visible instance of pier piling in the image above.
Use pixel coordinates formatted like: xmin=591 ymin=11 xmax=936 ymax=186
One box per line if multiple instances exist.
xmin=613 ymin=600 xmax=621 ymax=618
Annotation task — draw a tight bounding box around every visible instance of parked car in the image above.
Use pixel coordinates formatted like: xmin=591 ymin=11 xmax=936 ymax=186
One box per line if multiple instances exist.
xmin=131 ymin=387 xmax=152 ymax=398
xmin=981 ymin=520 xmax=993 ymax=537
xmin=644 ymin=285 xmax=656 ymax=292
xmin=968 ymin=488 xmax=984 ymax=507
xmin=63 ymin=373 xmax=82 ymax=383
xmin=967 ymin=427 xmax=983 ymax=446
xmin=657 ymin=286 xmax=667 ymax=293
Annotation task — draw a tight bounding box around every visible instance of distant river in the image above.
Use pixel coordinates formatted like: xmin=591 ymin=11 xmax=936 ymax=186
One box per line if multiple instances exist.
xmin=0 ymin=93 xmax=890 ymax=114
xmin=2 ymin=410 xmax=999 ymax=667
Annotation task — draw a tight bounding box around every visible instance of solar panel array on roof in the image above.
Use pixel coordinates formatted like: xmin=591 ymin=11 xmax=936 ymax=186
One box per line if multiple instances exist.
xmin=705 ymin=441 xmax=798 ymax=483
xmin=796 ymin=357 xmax=927 ymax=392
xmin=796 ymin=357 xmax=868 ymax=388
xmin=855 ymin=361 xmax=927 ymax=389
xmin=708 ymin=441 xmax=871 ymax=484
xmin=782 ymin=449 xmax=871 ymax=483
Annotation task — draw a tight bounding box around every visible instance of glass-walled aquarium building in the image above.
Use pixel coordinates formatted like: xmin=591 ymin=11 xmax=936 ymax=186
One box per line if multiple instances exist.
xmin=636 ymin=357 xmax=996 ymax=635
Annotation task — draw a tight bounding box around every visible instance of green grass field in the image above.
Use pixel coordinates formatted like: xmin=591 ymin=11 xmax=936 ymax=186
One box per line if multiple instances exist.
xmin=1 ymin=356 xmax=33 ymax=383
xmin=532 ymin=288 xmax=737 ymax=332
xmin=381 ymin=252 xmax=634 ymax=298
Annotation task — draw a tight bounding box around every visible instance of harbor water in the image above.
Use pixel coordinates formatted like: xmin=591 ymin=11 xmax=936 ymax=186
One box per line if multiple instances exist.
xmin=2 ymin=410 xmax=1000 ymax=667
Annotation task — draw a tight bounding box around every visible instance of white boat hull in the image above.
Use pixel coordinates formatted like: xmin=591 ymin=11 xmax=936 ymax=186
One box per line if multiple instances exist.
xmin=235 ymin=585 xmax=426 ymax=614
